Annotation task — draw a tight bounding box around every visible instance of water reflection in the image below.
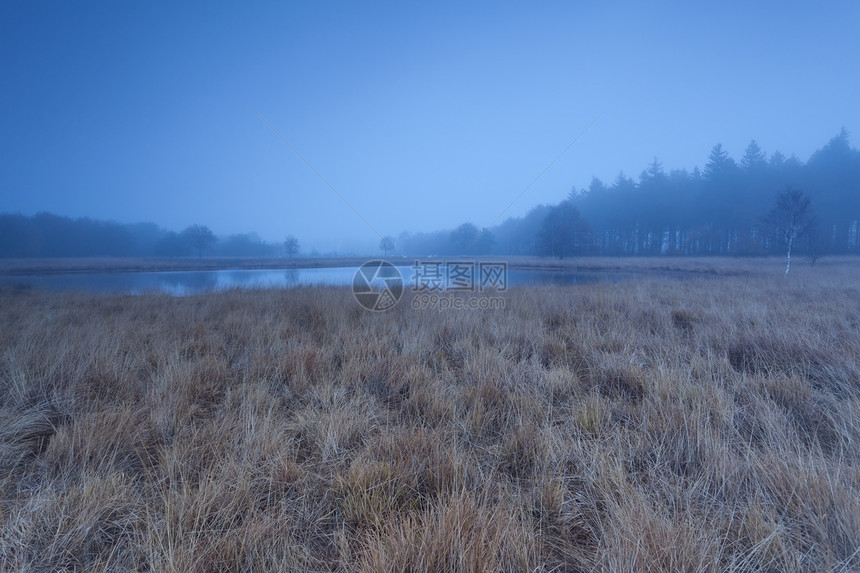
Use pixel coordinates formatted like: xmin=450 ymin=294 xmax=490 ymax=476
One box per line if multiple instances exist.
xmin=283 ymin=268 xmax=299 ymax=286
xmin=158 ymin=271 xmax=219 ymax=295
xmin=0 ymin=265 xmax=669 ymax=295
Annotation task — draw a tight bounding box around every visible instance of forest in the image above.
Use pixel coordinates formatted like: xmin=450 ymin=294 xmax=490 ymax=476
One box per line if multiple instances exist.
xmin=401 ymin=129 xmax=859 ymax=258
xmin=2 ymin=130 xmax=858 ymax=259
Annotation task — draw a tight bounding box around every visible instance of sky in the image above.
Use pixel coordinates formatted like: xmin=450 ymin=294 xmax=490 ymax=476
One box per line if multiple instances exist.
xmin=2 ymin=1 xmax=859 ymax=252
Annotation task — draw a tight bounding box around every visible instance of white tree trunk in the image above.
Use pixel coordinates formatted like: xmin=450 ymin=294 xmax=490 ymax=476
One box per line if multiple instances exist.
xmin=785 ymin=235 xmax=793 ymax=276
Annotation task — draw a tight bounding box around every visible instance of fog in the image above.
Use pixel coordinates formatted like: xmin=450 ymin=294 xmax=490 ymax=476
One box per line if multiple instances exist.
xmin=2 ymin=2 xmax=859 ymax=255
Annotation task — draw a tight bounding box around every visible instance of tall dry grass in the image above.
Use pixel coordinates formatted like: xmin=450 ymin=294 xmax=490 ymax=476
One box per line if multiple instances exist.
xmin=1 ymin=259 xmax=859 ymax=571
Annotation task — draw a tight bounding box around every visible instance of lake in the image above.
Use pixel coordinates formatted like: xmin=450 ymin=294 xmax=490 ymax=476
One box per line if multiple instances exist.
xmin=0 ymin=265 xmax=654 ymax=296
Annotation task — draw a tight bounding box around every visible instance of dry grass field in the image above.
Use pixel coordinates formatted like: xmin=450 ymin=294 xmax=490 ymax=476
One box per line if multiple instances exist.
xmin=1 ymin=258 xmax=859 ymax=571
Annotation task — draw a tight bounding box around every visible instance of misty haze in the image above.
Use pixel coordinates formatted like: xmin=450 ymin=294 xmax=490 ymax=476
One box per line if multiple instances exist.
xmin=2 ymin=3 xmax=860 ymax=571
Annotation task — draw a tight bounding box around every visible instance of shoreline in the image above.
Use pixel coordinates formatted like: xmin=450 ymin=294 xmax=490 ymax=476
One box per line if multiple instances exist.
xmin=2 ymin=254 xmax=853 ymax=277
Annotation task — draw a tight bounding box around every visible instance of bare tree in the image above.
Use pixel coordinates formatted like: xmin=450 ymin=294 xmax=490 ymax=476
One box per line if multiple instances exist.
xmin=763 ymin=187 xmax=816 ymax=276
xmin=379 ymin=236 xmax=395 ymax=257
xmin=283 ymin=235 xmax=300 ymax=257
xmin=181 ymin=224 xmax=216 ymax=258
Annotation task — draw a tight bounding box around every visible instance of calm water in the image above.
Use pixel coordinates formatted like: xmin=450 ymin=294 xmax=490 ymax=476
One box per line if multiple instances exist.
xmin=0 ymin=265 xmax=647 ymax=296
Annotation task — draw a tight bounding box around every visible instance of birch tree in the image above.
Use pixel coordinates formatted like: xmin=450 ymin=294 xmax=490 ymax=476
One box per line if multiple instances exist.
xmin=763 ymin=187 xmax=815 ymax=276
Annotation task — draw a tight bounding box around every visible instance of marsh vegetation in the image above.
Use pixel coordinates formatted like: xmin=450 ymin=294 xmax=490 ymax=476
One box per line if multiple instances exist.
xmin=1 ymin=259 xmax=859 ymax=571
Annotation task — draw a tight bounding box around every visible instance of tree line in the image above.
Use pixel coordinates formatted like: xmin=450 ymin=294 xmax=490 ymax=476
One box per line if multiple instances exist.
xmin=2 ymin=130 xmax=857 ymax=260
xmin=396 ymin=129 xmax=859 ymax=259
xmin=0 ymin=214 xmax=293 ymax=258
xmin=567 ymin=129 xmax=858 ymax=257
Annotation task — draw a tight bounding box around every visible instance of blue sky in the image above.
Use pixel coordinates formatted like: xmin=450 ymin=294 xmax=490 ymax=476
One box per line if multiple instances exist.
xmin=2 ymin=1 xmax=859 ymax=252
